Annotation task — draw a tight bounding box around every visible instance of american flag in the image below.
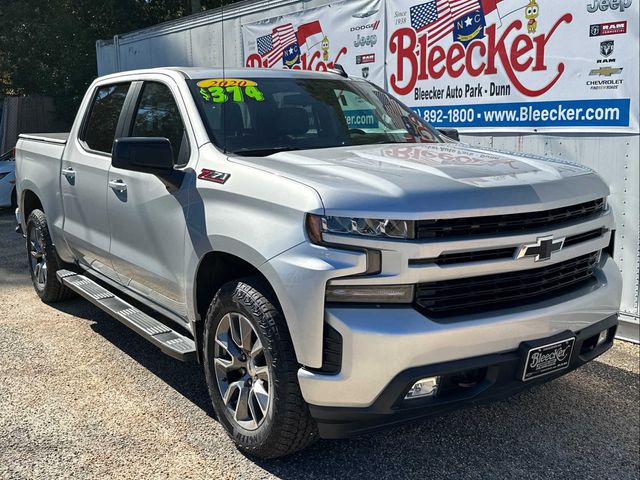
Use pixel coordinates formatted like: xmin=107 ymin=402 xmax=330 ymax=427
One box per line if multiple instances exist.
xmin=258 ymin=23 xmax=298 ymax=68
xmin=257 ymin=34 xmax=273 ymax=56
xmin=410 ymin=0 xmax=483 ymax=45
xmin=410 ymin=1 xmax=439 ymax=32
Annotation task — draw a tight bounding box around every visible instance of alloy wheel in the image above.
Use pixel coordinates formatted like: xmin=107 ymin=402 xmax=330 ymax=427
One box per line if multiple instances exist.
xmin=214 ymin=312 xmax=272 ymax=431
xmin=29 ymin=226 xmax=47 ymax=288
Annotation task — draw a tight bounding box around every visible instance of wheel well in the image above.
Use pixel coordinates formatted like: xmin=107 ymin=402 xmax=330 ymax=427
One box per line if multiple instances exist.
xmin=22 ymin=190 xmax=43 ymax=219
xmin=194 ymin=252 xmax=277 ymax=359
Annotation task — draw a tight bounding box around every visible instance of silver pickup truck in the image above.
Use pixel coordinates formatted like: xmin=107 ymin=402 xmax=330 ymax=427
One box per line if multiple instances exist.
xmin=15 ymin=67 xmax=622 ymax=458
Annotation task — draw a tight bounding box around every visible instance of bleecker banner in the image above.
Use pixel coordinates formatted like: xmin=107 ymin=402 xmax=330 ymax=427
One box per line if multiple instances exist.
xmin=242 ymin=0 xmax=385 ymax=85
xmin=386 ymin=0 xmax=639 ymax=132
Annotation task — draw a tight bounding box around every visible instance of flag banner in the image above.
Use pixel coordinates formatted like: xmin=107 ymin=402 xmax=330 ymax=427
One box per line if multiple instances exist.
xmin=387 ymin=0 xmax=639 ymax=132
xmin=242 ymin=0 xmax=385 ymax=85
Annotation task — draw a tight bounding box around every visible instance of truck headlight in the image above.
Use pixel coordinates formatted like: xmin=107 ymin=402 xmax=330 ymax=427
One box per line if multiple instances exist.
xmin=306 ymin=214 xmax=414 ymax=243
xmin=325 ymin=284 xmax=414 ymax=303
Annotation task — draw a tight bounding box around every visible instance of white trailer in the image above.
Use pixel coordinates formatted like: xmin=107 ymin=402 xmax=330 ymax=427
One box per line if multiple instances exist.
xmin=95 ymin=0 xmax=639 ymax=342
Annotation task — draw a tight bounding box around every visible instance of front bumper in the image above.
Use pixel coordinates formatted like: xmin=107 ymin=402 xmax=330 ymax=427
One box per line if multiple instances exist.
xmin=299 ymin=255 xmax=621 ymax=408
xmin=309 ymin=314 xmax=618 ymax=439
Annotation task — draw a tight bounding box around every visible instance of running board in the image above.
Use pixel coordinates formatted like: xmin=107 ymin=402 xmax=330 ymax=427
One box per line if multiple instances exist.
xmin=57 ymin=270 xmax=196 ymax=362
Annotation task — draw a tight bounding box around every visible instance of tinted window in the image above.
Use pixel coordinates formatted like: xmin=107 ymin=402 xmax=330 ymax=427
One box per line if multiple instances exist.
xmin=82 ymin=84 xmax=130 ymax=154
xmin=131 ymin=82 xmax=187 ymax=164
xmin=188 ymin=78 xmax=441 ymax=156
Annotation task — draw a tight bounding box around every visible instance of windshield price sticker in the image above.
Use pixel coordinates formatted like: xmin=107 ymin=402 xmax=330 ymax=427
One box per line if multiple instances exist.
xmin=197 ymin=79 xmax=265 ymax=104
xmin=197 ymin=78 xmax=257 ymax=88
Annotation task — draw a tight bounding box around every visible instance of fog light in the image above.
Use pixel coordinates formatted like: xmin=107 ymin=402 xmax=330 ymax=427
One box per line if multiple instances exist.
xmin=405 ymin=376 xmax=439 ymax=399
xmin=597 ymin=329 xmax=609 ymax=346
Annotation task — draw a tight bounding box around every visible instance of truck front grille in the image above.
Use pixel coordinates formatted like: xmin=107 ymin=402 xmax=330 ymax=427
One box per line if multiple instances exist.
xmin=416 ymin=198 xmax=606 ymax=239
xmin=409 ymin=228 xmax=606 ymax=266
xmin=415 ymin=252 xmax=600 ymax=318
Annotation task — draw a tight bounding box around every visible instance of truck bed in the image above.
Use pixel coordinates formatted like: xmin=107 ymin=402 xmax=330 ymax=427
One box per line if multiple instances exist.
xmin=16 ymin=132 xmax=70 ymax=238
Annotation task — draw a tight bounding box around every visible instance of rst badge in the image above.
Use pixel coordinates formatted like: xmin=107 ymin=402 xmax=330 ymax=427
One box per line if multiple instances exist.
xmin=515 ymin=235 xmax=565 ymax=262
xmin=198 ymin=169 xmax=231 ymax=184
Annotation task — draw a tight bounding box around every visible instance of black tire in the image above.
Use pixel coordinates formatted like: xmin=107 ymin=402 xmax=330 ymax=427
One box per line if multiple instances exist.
xmin=203 ymin=277 xmax=318 ymax=458
xmin=10 ymin=187 xmax=17 ymax=209
xmin=26 ymin=209 xmax=74 ymax=303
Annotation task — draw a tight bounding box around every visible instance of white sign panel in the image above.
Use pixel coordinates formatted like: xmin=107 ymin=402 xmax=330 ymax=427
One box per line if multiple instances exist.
xmin=242 ymin=0 xmax=385 ymax=85
xmin=386 ymin=0 xmax=639 ymax=132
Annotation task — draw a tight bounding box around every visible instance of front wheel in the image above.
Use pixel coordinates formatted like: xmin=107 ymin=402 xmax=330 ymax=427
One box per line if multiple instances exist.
xmin=203 ymin=277 xmax=317 ymax=458
xmin=26 ymin=209 xmax=74 ymax=303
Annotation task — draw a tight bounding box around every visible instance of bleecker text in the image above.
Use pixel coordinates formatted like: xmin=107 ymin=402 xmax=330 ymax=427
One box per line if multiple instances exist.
xmin=389 ymin=15 xmax=573 ymax=97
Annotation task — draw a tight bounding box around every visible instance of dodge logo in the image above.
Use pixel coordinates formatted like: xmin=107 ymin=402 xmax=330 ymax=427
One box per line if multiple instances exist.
xmin=515 ymin=236 xmax=565 ymax=262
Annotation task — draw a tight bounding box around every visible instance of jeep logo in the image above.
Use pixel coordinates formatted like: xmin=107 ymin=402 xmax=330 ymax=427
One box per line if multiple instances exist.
xmin=353 ymin=33 xmax=378 ymax=48
xmin=587 ymin=0 xmax=632 ymax=13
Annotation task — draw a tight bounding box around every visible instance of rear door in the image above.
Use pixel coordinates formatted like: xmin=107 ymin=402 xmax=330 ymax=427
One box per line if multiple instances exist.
xmin=107 ymin=79 xmax=194 ymax=318
xmin=61 ymin=82 xmax=131 ymax=280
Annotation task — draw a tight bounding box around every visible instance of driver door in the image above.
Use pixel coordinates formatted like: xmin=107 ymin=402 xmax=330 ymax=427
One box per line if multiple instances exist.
xmin=107 ymin=79 xmax=194 ymax=319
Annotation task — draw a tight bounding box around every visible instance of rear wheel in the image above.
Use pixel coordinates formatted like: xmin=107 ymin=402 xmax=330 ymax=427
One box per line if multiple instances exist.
xmin=26 ymin=209 xmax=74 ymax=303
xmin=203 ymin=277 xmax=317 ymax=458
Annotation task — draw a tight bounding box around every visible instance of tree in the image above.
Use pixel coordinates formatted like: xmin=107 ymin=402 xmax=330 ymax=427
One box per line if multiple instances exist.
xmin=0 ymin=0 xmax=242 ymax=124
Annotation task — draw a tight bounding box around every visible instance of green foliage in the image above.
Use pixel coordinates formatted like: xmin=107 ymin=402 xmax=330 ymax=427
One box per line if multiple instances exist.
xmin=0 ymin=0 xmax=240 ymax=124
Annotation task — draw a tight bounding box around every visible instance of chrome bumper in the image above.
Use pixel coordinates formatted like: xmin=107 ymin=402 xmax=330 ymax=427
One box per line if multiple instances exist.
xmin=298 ymin=255 xmax=622 ymax=408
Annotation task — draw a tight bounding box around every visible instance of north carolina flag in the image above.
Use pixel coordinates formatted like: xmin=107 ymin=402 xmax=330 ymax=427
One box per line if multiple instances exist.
xmin=412 ymin=0 xmax=484 ymax=46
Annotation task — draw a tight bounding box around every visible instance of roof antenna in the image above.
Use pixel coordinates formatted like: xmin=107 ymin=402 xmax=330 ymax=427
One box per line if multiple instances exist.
xmin=330 ymin=63 xmax=348 ymax=78
xmin=221 ymin=0 xmax=227 ymax=153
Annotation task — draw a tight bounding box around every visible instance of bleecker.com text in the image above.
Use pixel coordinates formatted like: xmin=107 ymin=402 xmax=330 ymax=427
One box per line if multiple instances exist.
xmin=390 ymin=14 xmax=573 ymax=97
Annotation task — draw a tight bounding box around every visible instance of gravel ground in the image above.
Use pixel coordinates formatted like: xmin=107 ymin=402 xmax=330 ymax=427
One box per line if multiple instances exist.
xmin=0 ymin=208 xmax=638 ymax=480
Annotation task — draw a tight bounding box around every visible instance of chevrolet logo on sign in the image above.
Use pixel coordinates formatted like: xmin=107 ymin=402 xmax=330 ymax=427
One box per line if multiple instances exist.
xmin=589 ymin=66 xmax=623 ymax=76
xmin=515 ymin=236 xmax=566 ymax=262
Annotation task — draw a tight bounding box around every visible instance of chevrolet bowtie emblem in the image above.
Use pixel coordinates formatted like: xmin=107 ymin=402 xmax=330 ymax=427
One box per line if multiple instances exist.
xmin=589 ymin=66 xmax=623 ymax=76
xmin=515 ymin=236 xmax=566 ymax=262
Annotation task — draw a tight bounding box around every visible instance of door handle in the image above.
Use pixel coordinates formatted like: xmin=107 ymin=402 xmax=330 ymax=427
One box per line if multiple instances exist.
xmin=61 ymin=167 xmax=75 ymax=178
xmin=108 ymin=179 xmax=127 ymax=192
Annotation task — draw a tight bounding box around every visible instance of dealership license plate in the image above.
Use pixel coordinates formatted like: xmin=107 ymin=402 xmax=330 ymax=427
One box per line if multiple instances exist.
xmin=521 ymin=338 xmax=575 ymax=381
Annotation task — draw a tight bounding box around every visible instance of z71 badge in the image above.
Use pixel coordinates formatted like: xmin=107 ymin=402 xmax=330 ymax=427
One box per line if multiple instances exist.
xmin=198 ymin=169 xmax=231 ymax=184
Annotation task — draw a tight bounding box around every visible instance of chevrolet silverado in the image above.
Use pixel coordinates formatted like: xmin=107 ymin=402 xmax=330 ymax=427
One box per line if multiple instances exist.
xmin=15 ymin=67 xmax=622 ymax=458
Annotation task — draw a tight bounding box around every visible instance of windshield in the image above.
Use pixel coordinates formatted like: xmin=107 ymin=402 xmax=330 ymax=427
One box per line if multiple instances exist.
xmin=188 ymin=77 xmax=442 ymax=156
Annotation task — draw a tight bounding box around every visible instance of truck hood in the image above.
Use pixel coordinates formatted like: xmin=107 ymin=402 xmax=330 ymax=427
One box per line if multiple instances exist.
xmin=231 ymin=143 xmax=608 ymax=218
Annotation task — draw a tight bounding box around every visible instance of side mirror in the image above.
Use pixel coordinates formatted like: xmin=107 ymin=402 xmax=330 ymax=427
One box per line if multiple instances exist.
xmin=112 ymin=137 xmax=174 ymax=174
xmin=438 ymin=128 xmax=460 ymax=142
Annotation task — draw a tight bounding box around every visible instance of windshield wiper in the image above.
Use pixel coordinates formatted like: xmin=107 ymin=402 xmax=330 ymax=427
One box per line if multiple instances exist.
xmin=370 ymin=140 xmax=408 ymax=145
xmin=232 ymin=146 xmax=301 ymax=157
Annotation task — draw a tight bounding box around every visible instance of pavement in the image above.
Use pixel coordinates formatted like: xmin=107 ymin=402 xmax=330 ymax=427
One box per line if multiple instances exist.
xmin=0 ymin=208 xmax=638 ymax=480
